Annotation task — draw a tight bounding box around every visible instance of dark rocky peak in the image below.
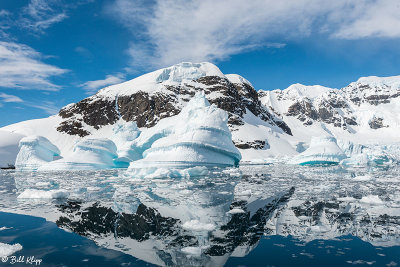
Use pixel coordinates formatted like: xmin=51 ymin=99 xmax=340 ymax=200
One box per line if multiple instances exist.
xmin=342 ymin=76 xmax=400 ymax=105
xmin=56 ymin=62 xmax=292 ymax=139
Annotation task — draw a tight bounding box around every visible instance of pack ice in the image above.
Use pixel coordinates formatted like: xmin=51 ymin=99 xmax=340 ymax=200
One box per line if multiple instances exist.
xmin=129 ymin=92 xmax=242 ymax=170
xmin=15 ymin=136 xmax=61 ymax=170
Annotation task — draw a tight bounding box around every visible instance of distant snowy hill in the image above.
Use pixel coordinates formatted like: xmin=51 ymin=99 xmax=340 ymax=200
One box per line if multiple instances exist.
xmin=1 ymin=62 xmax=400 ymax=167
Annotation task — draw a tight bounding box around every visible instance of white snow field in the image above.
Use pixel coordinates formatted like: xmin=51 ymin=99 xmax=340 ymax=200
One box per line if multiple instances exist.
xmin=128 ymin=91 xmax=241 ymax=170
xmin=0 ymin=130 xmax=24 ymax=168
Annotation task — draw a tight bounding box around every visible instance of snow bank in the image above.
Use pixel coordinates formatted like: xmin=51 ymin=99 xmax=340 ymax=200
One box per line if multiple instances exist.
xmin=39 ymin=138 xmax=118 ymax=170
xmin=129 ymin=92 xmax=241 ymax=169
xmin=0 ymin=130 xmax=24 ymax=168
xmin=17 ymin=189 xmax=69 ymax=199
xmin=290 ymin=136 xmax=347 ymax=165
xmin=0 ymin=242 xmax=23 ymax=257
xmin=15 ymin=136 xmax=60 ymax=170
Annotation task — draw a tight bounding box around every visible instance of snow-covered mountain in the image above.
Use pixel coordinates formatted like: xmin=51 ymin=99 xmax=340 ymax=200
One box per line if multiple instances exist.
xmin=1 ymin=62 xmax=400 ymax=167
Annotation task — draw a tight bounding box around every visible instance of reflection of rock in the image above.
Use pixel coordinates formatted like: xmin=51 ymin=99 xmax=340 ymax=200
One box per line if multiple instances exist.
xmin=265 ymin=197 xmax=400 ymax=247
xmin=54 ymin=178 xmax=295 ymax=267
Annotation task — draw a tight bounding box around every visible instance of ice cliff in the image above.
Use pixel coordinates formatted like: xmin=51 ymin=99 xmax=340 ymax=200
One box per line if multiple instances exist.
xmin=15 ymin=136 xmax=60 ymax=170
xmin=39 ymin=138 xmax=118 ymax=170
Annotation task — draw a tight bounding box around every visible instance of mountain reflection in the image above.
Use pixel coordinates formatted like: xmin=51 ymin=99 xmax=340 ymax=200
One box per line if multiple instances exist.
xmin=1 ymin=164 xmax=400 ymax=266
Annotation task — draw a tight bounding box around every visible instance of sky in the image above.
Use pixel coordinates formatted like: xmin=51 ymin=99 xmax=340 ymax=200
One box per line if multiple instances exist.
xmin=0 ymin=0 xmax=400 ymax=126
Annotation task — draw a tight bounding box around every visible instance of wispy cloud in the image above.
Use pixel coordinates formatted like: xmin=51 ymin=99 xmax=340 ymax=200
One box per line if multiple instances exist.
xmin=19 ymin=0 xmax=68 ymax=33
xmin=0 ymin=93 xmax=23 ymax=103
xmin=0 ymin=41 xmax=67 ymax=90
xmin=109 ymin=0 xmax=400 ymax=69
xmin=80 ymin=74 xmax=125 ymax=94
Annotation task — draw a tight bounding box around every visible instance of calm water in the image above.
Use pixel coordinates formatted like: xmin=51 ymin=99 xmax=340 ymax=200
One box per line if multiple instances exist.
xmin=0 ymin=164 xmax=399 ymax=266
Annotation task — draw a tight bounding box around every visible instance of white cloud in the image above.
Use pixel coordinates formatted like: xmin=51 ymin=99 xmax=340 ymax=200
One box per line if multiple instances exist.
xmin=332 ymin=0 xmax=400 ymax=39
xmin=80 ymin=74 xmax=125 ymax=94
xmin=0 ymin=41 xmax=67 ymax=90
xmin=20 ymin=0 xmax=68 ymax=33
xmin=0 ymin=93 xmax=23 ymax=103
xmin=109 ymin=0 xmax=400 ymax=69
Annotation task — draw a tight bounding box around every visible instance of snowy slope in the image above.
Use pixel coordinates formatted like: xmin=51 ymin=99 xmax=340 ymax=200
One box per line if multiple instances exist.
xmin=0 ymin=62 xmax=400 ymax=167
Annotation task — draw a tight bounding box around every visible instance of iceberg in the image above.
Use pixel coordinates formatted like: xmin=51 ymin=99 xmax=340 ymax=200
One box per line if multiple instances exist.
xmin=110 ymin=120 xmax=141 ymax=167
xmin=338 ymin=140 xmax=394 ymax=167
xmin=290 ymin=136 xmax=347 ymax=165
xmin=129 ymin=91 xmax=241 ymax=170
xmin=15 ymin=136 xmax=60 ymax=170
xmin=39 ymin=138 xmax=118 ymax=170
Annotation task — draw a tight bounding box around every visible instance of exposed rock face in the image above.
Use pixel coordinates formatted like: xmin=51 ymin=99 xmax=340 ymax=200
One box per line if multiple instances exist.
xmin=369 ymin=116 xmax=386 ymax=129
xmin=118 ymin=92 xmax=180 ymax=128
xmin=233 ymin=140 xmax=268 ymax=150
xmin=260 ymin=77 xmax=400 ymax=131
xmin=56 ymin=73 xmax=292 ymax=140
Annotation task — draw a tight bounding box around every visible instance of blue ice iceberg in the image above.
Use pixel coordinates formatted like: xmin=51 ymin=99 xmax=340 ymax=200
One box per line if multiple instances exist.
xmin=290 ymin=136 xmax=347 ymax=165
xmin=39 ymin=138 xmax=119 ymax=170
xmin=129 ymin=92 xmax=241 ymax=170
xmin=110 ymin=120 xmax=141 ymax=167
xmin=338 ymin=140 xmax=394 ymax=167
xmin=15 ymin=136 xmax=60 ymax=170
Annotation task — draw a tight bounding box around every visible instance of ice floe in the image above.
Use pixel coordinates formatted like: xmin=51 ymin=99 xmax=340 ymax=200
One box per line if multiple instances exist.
xmin=17 ymin=189 xmax=69 ymax=199
xmin=0 ymin=242 xmax=23 ymax=257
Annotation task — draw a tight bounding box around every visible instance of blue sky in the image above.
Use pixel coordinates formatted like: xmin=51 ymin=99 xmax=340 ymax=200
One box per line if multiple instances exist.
xmin=0 ymin=0 xmax=400 ymax=126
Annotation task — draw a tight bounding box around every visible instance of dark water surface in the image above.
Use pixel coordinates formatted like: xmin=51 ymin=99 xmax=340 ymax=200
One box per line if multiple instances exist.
xmin=0 ymin=165 xmax=399 ymax=266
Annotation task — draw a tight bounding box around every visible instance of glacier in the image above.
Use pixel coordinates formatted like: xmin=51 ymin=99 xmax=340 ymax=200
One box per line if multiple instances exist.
xmin=39 ymin=138 xmax=119 ymax=170
xmin=128 ymin=91 xmax=242 ymax=170
xmin=15 ymin=136 xmax=61 ymax=170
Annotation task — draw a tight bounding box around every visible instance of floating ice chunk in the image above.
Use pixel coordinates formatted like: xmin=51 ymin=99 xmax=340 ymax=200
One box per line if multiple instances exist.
xmin=360 ymin=195 xmax=383 ymax=205
xmin=0 ymin=242 xmax=23 ymax=257
xmin=17 ymin=189 xmax=69 ymax=199
xmin=181 ymin=246 xmax=202 ymax=256
xmin=353 ymin=175 xmax=372 ymax=181
xmin=290 ymin=136 xmax=347 ymax=165
xmin=228 ymin=208 xmax=246 ymax=214
xmin=39 ymin=138 xmax=118 ymax=170
xmin=129 ymin=92 xmax=241 ymax=170
xmin=182 ymin=220 xmax=216 ymax=231
xmin=129 ymin=166 xmax=209 ymax=179
xmin=15 ymin=136 xmax=60 ymax=170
